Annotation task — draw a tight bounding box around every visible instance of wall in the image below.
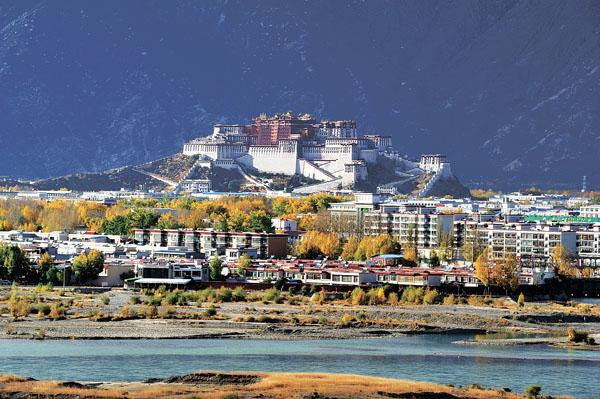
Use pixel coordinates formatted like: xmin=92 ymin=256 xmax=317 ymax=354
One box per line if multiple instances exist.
xmin=293 ymin=177 xmax=343 ymax=194
xmin=238 ymin=140 xmax=299 ymax=175
xmin=297 ymin=159 xmax=334 ymax=181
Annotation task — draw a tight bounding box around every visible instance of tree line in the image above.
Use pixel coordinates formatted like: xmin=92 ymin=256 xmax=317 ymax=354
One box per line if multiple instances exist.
xmin=0 ymin=243 xmax=105 ymax=285
xmin=0 ymin=193 xmax=347 ymax=236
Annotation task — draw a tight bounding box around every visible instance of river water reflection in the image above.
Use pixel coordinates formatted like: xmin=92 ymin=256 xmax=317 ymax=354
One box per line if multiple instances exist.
xmin=0 ymin=335 xmax=598 ymax=397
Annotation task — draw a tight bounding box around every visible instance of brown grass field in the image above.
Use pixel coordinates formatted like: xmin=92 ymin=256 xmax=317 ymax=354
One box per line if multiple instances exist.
xmin=0 ymin=371 xmax=541 ymax=399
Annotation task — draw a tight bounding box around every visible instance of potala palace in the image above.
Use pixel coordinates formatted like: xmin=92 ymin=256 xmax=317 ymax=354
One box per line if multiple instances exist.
xmin=181 ymin=112 xmax=453 ymax=195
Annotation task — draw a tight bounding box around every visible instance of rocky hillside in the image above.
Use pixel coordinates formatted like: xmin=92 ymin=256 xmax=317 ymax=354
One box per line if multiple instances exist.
xmin=1 ymin=1 xmax=599 ymax=189
xmin=31 ymin=153 xmax=197 ymax=191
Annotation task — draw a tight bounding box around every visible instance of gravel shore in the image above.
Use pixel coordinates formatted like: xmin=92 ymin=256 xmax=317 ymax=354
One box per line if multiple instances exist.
xmin=1 ymin=287 xmax=599 ymax=341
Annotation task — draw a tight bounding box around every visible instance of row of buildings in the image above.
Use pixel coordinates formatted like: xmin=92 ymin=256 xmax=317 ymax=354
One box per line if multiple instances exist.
xmin=0 ymin=226 xmax=492 ymax=289
xmin=133 ymin=229 xmax=289 ymax=260
xmin=330 ymin=193 xmax=600 ymax=276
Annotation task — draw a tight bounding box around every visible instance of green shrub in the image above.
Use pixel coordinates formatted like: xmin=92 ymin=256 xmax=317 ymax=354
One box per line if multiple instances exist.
xmin=164 ymin=290 xmax=188 ymax=306
xmin=37 ymin=304 xmax=51 ymax=316
xmin=199 ymin=287 xmax=216 ymax=303
xmin=145 ymin=296 xmax=162 ymax=306
xmin=216 ymin=287 xmax=233 ymax=302
xmin=524 ymin=385 xmax=542 ymax=399
xmin=262 ymin=287 xmax=281 ymax=302
xmin=300 ymin=285 xmax=311 ymax=296
xmin=356 ymin=311 xmax=367 ymax=322
xmin=232 ymin=287 xmax=246 ymax=302
xmin=99 ymin=295 xmax=110 ymax=305
xmin=203 ymin=305 xmax=218 ymax=318
xmin=130 ymin=295 xmax=141 ymax=305
xmin=567 ymin=327 xmax=589 ymax=343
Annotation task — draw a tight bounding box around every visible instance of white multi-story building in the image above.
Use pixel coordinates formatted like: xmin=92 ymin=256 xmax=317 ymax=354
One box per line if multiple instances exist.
xmin=178 ymin=179 xmax=211 ymax=193
xmin=455 ymin=220 xmax=600 ymax=276
xmin=363 ymin=204 xmax=464 ymax=248
xmin=580 ymin=205 xmax=600 ymax=219
xmin=419 ymin=154 xmax=448 ymax=173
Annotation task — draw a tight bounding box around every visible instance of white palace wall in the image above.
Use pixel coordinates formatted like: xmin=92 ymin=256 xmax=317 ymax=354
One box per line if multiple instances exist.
xmin=238 ymin=140 xmax=299 ymax=175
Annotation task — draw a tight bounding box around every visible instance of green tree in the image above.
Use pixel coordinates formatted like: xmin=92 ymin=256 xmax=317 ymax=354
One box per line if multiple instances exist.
xmin=237 ymin=254 xmax=252 ymax=276
xmin=71 ymin=249 xmax=104 ymax=283
xmin=461 ymin=240 xmax=482 ymax=263
xmin=209 ymin=256 xmax=223 ymax=281
xmin=37 ymin=252 xmax=54 ymax=283
xmin=0 ymin=244 xmax=30 ymax=282
xmin=215 ymin=214 xmax=229 ymax=232
xmin=102 ymin=215 xmax=131 ymax=236
xmin=429 ymin=250 xmax=440 ymax=267
xmin=45 ymin=266 xmax=61 ymax=285
xmin=129 ymin=208 xmax=160 ymax=230
xmin=249 ymin=210 xmax=274 ymax=233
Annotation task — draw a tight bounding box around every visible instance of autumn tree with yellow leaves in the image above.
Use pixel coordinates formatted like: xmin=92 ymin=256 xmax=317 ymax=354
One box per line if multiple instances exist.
xmin=475 ymin=247 xmax=492 ymax=288
xmin=491 ymin=252 xmax=520 ymax=294
xmin=294 ymin=231 xmax=341 ymax=259
xmin=551 ymin=244 xmax=578 ymax=278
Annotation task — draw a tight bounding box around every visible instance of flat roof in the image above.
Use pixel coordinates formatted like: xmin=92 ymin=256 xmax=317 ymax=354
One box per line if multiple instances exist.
xmin=134 ymin=278 xmax=191 ymax=285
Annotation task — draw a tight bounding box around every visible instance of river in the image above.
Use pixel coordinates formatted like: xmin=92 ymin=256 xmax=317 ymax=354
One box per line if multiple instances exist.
xmin=0 ymin=335 xmax=598 ymax=397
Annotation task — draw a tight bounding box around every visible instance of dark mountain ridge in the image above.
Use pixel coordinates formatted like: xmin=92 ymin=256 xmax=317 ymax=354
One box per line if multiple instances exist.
xmin=1 ymin=0 xmax=598 ymax=190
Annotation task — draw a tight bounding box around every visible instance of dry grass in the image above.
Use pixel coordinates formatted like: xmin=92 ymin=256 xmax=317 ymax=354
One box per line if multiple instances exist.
xmin=0 ymin=374 xmax=30 ymax=383
xmin=234 ymin=372 xmax=524 ymax=399
xmin=0 ymin=371 xmax=529 ymax=399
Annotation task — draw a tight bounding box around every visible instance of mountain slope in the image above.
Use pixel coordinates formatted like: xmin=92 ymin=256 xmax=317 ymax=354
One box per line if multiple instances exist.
xmin=1 ymin=1 xmax=598 ymax=189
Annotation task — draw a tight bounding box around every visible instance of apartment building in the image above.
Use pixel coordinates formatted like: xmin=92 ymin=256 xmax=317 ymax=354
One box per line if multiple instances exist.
xmin=455 ymin=221 xmax=576 ymax=262
xmin=134 ymin=229 xmax=289 ymax=259
xmin=363 ymin=204 xmax=465 ymax=248
xmin=575 ymin=226 xmax=600 ymax=274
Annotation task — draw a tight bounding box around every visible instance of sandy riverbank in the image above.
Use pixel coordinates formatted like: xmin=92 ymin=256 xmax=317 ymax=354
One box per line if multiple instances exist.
xmin=0 ymin=371 xmax=533 ymax=399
